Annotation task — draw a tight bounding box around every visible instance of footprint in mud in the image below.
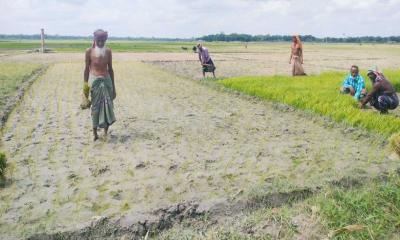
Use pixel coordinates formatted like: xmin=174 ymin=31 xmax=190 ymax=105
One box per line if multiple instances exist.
xmin=89 ymin=165 xmax=110 ymax=177
xmin=3 ymin=133 xmax=13 ymax=141
xmin=107 ymin=134 xmax=132 ymax=144
xmin=168 ymin=164 xmax=179 ymax=172
xmin=153 ymin=117 xmax=169 ymax=123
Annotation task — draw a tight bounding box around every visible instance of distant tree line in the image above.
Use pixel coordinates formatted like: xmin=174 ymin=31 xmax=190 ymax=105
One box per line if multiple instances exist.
xmin=197 ymin=33 xmax=400 ymax=43
xmin=1 ymin=33 xmax=400 ymax=43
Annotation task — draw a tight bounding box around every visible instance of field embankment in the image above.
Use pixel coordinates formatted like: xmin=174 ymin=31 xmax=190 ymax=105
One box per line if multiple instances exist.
xmin=0 ymin=62 xmax=45 ymax=128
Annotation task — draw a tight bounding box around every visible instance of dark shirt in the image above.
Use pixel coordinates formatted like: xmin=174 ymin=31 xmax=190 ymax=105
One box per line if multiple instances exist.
xmin=361 ymin=77 xmax=396 ymax=105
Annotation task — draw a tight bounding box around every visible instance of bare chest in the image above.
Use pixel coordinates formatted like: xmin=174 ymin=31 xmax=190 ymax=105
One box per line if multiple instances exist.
xmin=90 ymin=53 xmax=109 ymax=68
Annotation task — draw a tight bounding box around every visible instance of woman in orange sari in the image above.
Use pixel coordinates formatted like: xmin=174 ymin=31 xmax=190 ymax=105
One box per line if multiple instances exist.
xmin=289 ymin=35 xmax=306 ymax=76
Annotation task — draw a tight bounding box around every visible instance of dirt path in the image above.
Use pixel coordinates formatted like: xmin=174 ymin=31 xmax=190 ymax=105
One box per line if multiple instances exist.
xmin=0 ymin=60 xmax=397 ymax=239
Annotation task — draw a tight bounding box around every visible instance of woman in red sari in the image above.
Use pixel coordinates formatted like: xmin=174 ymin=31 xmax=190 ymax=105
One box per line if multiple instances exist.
xmin=289 ymin=35 xmax=306 ymax=76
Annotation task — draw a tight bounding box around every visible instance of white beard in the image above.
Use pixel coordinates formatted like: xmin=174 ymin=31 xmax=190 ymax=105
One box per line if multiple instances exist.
xmin=94 ymin=45 xmax=106 ymax=57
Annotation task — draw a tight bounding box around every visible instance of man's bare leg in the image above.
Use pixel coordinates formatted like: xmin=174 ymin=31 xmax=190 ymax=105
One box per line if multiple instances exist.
xmin=212 ymin=71 xmax=216 ymax=78
xmin=93 ymin=128 xmax=99 ymax=141
xmin=202 ymin=71 xmax=206 ymax=78
xmin=104 ymin=124 xmax=109 ymax=136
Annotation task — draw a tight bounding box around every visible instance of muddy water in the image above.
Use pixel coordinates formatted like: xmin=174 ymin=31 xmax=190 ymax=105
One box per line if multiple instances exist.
xmin=0 ymin=59 xmax=397 ymax=238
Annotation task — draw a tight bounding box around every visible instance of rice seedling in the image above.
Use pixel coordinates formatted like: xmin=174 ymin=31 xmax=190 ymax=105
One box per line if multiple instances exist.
xmin=0 ymin=152 xmax=7 ymax=184
xmin=0 ymin=62 xmax=42 ymax=107
xmin=389 ymin=132 xmax=400 ymax=156
xmin=219 ymin=71 xmax=400 ymax=136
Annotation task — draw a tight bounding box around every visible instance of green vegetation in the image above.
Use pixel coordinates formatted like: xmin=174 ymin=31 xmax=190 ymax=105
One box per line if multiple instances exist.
xmin=220 ymin=70 xmax=400 ymax=136
xmin=0 ymin=152 xmax=7 ymax=180
xmin=314 ymin=174 xmax=400 ymax=239
xmin=390 ymin=133 xmax=400 ymax=156
xmin=0 ymin=40 xmax=192 ymax=52
xmin=199 ymin=33 xmax=400 ymax=43
xmin=2 ymin=33 xmax=400 ymax=43
xmin=0 ymin=62 xmax=42 ymax=108
xmin=2 ymin=40 xmax=400 ymax=55
xmin=0 ymin=40 xmax=245 ymax=53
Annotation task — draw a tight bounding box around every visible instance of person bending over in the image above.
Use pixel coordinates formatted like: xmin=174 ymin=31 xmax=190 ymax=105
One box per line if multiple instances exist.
xmin=197 ymin=44 xmax=216 ymax=78
xmin=359 ymin=70 xmax=399 ymax=114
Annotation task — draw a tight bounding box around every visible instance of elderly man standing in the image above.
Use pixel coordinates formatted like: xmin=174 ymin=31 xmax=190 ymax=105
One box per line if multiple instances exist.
xmin=197 ymin=44 xmax=216 ymax=78
xmin=84 ymin=29 xmax=116 ymax=141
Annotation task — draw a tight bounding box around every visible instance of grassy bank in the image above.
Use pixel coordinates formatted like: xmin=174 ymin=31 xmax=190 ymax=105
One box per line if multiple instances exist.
xmin=219 ymin=70 xmax=400 ymax=136
xmin=314 ymin=174 xmax=400 ymax=239
xmin=156 ymin=173 xmax=400 ymax=239
xmin=0 ymin=62 xmax=42 ymax=108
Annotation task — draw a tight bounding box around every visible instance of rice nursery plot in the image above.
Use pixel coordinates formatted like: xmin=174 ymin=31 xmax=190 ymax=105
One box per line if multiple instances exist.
xmin=0 ymin=45 xmax=399 ymax=239
xmin=219 ymin=71 xmax=400 ymax=136
xmin=0 ymin=62 xmax=42 ymax=112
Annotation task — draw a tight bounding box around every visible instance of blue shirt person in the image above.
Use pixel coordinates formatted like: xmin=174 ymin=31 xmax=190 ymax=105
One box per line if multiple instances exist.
xmin=340 ymin=65 xmax=366 ymax=101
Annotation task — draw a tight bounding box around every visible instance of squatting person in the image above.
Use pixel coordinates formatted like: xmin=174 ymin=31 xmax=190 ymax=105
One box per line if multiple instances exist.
xmin=289 ymin=35 xmax=306 ymax=76
xmin=359 ymin=70 xmax=399 ymax=114
xmin=197 ymin=44 xmax=216 ymax=78
xmin=340 ymin=65 xmax=367 ymax=101
xmin=84 ymin=29 xmax=116 ymax=141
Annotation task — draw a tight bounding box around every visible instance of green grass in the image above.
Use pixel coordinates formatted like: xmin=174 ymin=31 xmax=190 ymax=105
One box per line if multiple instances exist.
xmin=0 ymin=62 xmax=42 ymax=108
xmin=0 ymin=40 xmax=256 ymax=53
xmin=4 ymin=40 xmax=398 ymax=53
xmin=219 ymin=71 xmax=400 ymax=136
xmin=314 ymin=174 xmax=400 ymax=239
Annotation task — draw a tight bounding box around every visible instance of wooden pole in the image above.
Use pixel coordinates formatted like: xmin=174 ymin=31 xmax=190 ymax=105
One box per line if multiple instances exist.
xmin=40 ymin=28 xmax=45 ymax=53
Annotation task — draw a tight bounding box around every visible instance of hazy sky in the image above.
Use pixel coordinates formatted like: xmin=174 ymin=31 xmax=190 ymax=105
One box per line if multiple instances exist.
xmin=1 ymin=0 xmax=400 ymax=38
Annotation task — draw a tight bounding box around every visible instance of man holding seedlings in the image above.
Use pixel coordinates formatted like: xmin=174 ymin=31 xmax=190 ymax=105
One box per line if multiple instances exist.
xmin=84 ymin=29 xmax=116 ymax=141
xmin=197 ymin=44 xmax=216 ymax=78
xmin=359 ymin=70 xmax=399 ymax=114
xmin=340 ymin=65 xmax=367 ymax=101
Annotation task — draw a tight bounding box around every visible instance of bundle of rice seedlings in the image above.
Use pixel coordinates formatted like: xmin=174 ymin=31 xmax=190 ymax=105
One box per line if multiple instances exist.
xmin=389 ymin=132 xmax=400 ymax=157
xmin=80 ymin=83 xmax=91 ymax=109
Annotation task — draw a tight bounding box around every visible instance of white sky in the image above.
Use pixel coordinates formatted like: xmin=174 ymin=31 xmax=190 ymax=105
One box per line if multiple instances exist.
xmin=1 ymin=0 xmax=400 ymax=38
